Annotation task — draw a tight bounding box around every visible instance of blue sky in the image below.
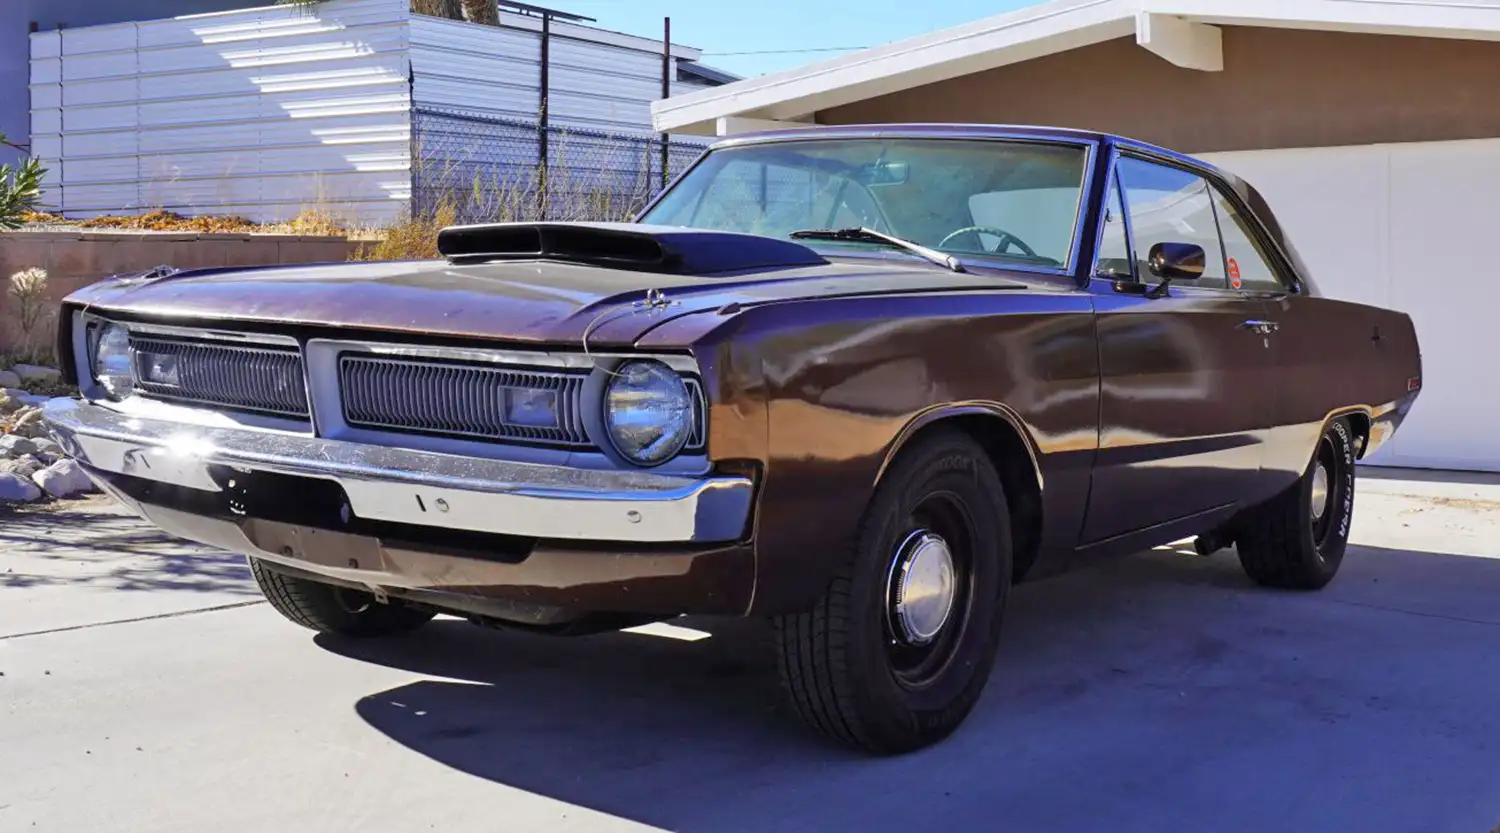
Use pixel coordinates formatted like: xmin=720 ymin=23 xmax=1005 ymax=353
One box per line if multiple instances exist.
xmin=559 ymin=0 xmax=1044 ymax=78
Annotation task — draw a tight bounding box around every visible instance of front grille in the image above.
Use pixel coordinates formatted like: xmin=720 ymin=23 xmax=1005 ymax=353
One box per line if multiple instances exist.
xmin=130 ymin=336 xmax=309 ymax=418
xmin=339 ymin=354 xmax=590 ymax=446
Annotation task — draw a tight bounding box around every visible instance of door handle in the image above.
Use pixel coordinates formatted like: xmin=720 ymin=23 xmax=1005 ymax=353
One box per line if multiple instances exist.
xmin=1239 ymin=319 xmax=1278 ymax=335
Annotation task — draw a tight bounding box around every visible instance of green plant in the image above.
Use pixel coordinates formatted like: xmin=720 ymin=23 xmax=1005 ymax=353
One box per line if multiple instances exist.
xmin=0 ymin=134 xmax=45 ymax=231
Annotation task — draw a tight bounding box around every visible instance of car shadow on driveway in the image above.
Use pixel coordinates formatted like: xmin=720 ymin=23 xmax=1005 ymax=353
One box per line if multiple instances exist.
xmin=320 ymin=545 xmax=1500 ymax=833
xmin=0 ymin=499 xmax=255 ymax=595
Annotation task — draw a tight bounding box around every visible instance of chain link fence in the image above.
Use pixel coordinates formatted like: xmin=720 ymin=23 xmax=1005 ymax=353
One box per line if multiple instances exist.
xmin=411 ymin=107 xmax=711 ymax=225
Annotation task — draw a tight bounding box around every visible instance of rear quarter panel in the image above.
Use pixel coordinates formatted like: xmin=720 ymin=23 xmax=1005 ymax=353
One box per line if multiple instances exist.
xmin=1263 ymin=294 xmax=1422 ymax=484
xmin=688 ymin=290 xmax=1101 ymax=614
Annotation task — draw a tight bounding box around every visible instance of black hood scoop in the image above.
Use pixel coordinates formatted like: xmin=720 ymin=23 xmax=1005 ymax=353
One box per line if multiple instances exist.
xmin=436 ymin=221 xmax=829 ymax=275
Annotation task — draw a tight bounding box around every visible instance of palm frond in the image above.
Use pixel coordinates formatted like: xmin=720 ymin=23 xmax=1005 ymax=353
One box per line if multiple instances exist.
xmin=0 ymin=156 xmax=47 ymax=230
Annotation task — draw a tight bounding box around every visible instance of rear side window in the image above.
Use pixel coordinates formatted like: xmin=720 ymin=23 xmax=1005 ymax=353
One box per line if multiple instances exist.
xmin=1115 ymin=157 xmax=1227 ymax=290
xmin=1207 ymin=185 xmax=1285 ymax=292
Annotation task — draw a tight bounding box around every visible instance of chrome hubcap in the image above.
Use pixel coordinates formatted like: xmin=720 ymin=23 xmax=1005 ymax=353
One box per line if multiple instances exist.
xmin=1310 ymin=463 xmax=1331 ymax=521
xmin=888 ymin=530 xmax=958 ymax=646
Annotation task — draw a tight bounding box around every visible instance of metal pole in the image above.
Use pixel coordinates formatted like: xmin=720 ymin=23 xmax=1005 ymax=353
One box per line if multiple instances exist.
xmin=660 ymin=16 xmax=670 ymax=191
xmin=538 ymin=12 xmax=551 ymax=220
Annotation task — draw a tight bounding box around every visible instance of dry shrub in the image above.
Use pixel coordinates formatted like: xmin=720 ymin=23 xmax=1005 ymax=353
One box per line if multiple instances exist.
xmin=17 ymin=208 xmax=356 ymax=239
xmin=411 ymin=0 xmax=462 ymax=17
xmin=287 ymin=208 xmax=345 ymax=237
xmin=350 ymin=203 xmax=457 ymax=262
xmin=8 ymin=267 xmax=54 ymax=364
xmin=461 ymin=0 xmax=498 ymax=25
xmin=79 ymin=210 xmax=258 ymax=234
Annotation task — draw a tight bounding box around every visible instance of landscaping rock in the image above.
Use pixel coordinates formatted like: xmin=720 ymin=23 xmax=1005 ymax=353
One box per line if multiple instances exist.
xmin=30 ymin=437 xmax=63 ymax=458
xmin=0 ymin=472 xmax=41 ymax=503
xmin=33 ymin=459 xmax=95 ymax=498
xmin=0 ymin=435 xmax=38 ymax=458
xmin=0 ymin=455 xmax=44 ymax=478
xmin=0 ymin=370 xmax=19 ymax=389
xmin=0 ymin=391 xmax=21 ymax=415
xmin=10 ymin=407 xmax=47 ymax=439
xmin=10 ymin=364 xmax=61 ymax=385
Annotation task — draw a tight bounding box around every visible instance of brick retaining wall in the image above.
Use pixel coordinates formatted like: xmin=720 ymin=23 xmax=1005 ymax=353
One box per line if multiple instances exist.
xmin=0 ymin=231 xmax=360 ymax=354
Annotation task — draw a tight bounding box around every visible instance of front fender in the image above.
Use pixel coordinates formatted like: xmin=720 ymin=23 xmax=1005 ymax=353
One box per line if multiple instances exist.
xmin=706 ymin=291 xmax=1099 ymax=614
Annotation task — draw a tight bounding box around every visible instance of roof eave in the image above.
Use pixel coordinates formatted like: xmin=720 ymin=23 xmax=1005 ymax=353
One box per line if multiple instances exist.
xmin=653 ymin=0 xmax=1131 ymax=134
xmin=653 ymin=0 xmax=1500 ymax=135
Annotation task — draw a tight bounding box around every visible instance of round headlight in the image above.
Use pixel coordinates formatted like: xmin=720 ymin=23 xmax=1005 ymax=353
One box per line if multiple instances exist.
xmin=604 ymin=361 xmax=694 ymax=465
xmin=92 ymin=323 xmax=135 ymax=399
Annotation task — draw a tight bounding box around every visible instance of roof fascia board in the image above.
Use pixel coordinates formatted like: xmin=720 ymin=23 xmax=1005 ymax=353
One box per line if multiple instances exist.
xmin=1136 ymin=12 xmax=1224 ymax=70
xmin=652 ymin=0 xmax=1133 ymax=132
xmin=716 ymin=116 xmax=815 ymax=136
xmin=1153 ymin=0 xmax=1500 ymax=41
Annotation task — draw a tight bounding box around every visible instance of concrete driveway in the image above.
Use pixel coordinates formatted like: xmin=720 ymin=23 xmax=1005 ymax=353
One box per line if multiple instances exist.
xmin=3 ymin=469 xmax=1500 ymax=833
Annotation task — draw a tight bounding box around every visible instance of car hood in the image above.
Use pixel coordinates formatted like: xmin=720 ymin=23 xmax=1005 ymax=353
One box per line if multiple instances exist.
xmin=66 ymin=256 xmax=1053 ymax=347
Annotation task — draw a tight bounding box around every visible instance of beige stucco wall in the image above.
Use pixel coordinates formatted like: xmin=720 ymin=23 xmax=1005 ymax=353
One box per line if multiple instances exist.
xmin=0 ymin=231 xmax=358 ymax=354
xmin=820 ymin=27 xmax=1500 ymax=153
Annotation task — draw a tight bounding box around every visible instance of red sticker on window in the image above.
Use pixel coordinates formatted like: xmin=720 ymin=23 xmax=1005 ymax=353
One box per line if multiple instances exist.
xmin=1228 ymin=257 xmax=1242 ymax=289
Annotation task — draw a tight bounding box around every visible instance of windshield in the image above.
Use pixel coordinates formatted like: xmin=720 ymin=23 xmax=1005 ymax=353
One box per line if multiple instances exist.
xmin=638 ymin=137 xmax=1090 ymax=270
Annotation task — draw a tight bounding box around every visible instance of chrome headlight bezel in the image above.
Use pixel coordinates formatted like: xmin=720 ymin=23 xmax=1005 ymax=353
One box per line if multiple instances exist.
xmin=602 ymin=360 xmax=696 ymax=467
xmin=90 ymin=321 xmax=136 ymax=400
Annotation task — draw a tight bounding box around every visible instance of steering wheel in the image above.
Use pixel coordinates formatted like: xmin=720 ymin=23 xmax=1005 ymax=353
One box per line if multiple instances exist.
xmin=938 ymin=225 xmax=1039 ymax=259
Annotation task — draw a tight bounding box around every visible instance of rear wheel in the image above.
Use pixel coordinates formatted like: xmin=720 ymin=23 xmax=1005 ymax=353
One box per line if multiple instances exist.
xmin=773 ymin=430 xmax=1012 ymax=754
xmin=249 ymin=558 xmax=434 ymax=637
xmin=1236 ymin=418 xmax=1357 ymax=590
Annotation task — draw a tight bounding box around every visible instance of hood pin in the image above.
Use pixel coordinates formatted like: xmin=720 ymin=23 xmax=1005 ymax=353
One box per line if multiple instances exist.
xmin=635 ymin=287 xmax=677 ymax=313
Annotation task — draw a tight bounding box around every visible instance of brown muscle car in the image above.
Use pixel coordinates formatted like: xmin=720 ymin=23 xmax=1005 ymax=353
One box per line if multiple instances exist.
xmin=43 ymin=125 xmax=1422 ymax=754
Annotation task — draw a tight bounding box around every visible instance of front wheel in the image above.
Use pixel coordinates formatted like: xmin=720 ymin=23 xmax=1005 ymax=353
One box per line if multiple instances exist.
xmin=773 ymin=430 xmax=1012 ymax=755
xmin=249 ymin=558 xmax=435 ymax=637
xmin=1236 ymin=418 xmax=1357 ymax=590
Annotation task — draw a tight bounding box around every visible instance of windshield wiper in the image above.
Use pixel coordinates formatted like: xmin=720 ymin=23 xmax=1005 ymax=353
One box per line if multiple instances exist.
xmin=789 ymin=227 xmax=966 ymax=273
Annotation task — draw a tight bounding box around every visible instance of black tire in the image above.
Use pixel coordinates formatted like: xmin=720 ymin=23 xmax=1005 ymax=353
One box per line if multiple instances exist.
xmin=249 ymin=558 xmax=435 ymax=637
xmin=1236 ymin=418 xmax=1357 ymax=590
xmin=772 ymin=429 xmax=1012 ymax=755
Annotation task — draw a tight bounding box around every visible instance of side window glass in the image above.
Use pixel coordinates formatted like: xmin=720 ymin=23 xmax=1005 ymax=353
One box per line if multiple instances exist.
xmin=1116 ymin=157 xmax=1227 ymax=290
xmin=1208 ymin=185 xmax=1284 ymax=292
xmin=1095 ymin=173 xmax=1132 ymax=279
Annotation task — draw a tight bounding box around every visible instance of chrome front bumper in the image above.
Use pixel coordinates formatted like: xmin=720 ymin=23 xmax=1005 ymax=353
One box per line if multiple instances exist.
xmin=42 ymin=398 xmax=754 ymax=544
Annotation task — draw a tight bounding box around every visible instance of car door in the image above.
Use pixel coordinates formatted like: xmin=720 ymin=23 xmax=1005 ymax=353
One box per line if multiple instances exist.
xmin=1080 ymin=154 xmax=1279 ymax=544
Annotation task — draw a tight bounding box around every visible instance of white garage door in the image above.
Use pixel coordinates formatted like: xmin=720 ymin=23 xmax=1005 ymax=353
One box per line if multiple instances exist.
xmin=1200 ymin=139 xmax=1500 ymax=473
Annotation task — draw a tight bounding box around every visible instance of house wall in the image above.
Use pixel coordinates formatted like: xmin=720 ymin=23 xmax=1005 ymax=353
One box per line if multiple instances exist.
xmin=30 ymin=0 xmax=414 ymax=224
xmin=821 ymin=27 xmax=1500 ymax=153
